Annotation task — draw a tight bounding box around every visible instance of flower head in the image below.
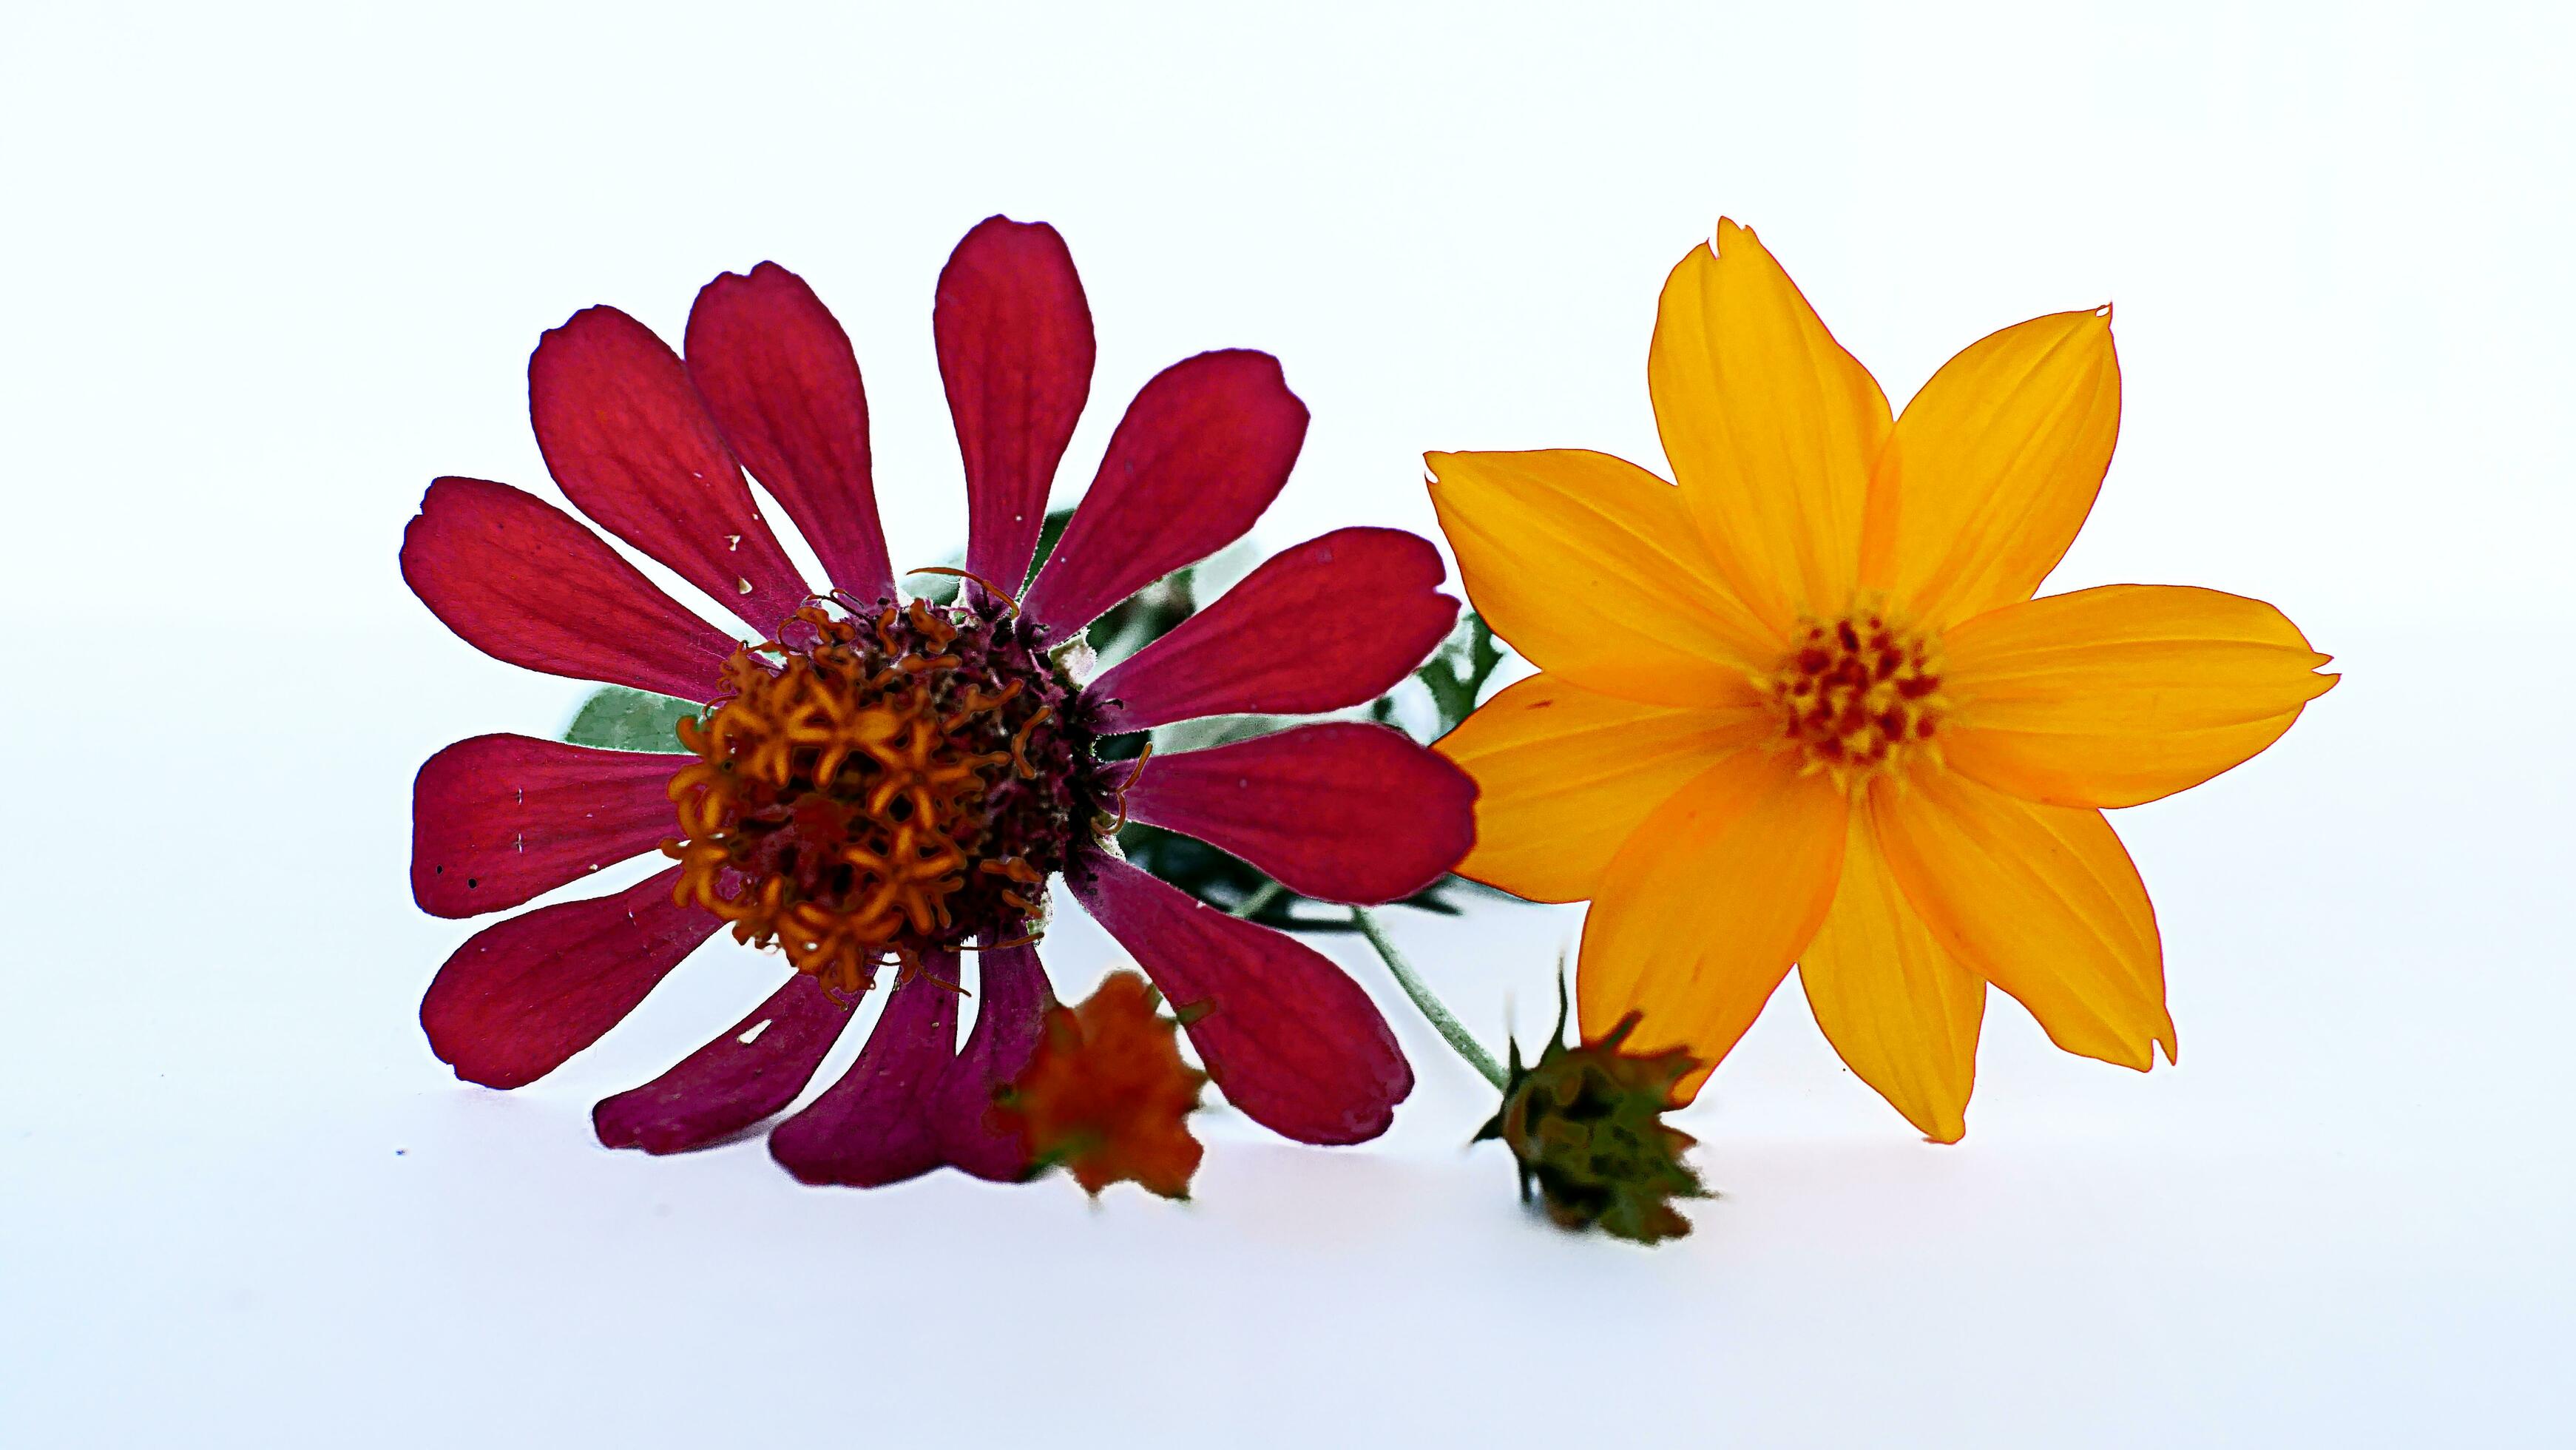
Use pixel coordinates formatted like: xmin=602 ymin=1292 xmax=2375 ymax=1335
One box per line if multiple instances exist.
xmin=995 ymin=970 xmax=1208 ymax=1199
xmin=661 ymin=598 xmax=1085 ymax=996
xmin=402 ymin=218 xmax=1480 ymax=1184
xmin=1431 ymin=220 xmax=2336 ymax=1141
xmin=1475 ymin=978 xmax=1707 ymax=1244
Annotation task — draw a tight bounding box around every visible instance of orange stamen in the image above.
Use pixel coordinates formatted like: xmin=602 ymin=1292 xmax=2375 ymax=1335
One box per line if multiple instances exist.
xmin=907 ymin=565 xmax=1022 ymax=617
xmin=1105 ymin=743 xmax=1153 ymax=832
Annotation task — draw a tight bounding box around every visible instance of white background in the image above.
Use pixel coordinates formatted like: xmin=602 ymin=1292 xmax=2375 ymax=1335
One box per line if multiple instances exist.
xmin=3 ymin=1 xmax=2569 ymax=1444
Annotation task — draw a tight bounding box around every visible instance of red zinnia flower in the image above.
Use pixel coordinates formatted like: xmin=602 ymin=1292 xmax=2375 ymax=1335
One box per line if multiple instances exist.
xmin=401 ymin=216 xmax=1476 ymax=1185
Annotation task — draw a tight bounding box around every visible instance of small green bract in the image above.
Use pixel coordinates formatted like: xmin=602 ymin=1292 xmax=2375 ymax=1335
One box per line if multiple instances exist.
xmin=1475 ymin=978 xmax=1710 ymax=1245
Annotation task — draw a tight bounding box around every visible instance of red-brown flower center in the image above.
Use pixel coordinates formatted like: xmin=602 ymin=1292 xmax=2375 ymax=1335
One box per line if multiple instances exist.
xmin=1765 ymin=605 xmax=1948 ymax=790
xmin=663 ymin=597 xmax=1095 ymax=994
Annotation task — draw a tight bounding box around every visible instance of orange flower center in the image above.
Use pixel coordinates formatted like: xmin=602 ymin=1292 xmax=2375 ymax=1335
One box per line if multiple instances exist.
xmin=663 ymin=598 xmax=1093 ymax=995
xmin=1765 ymin=605 xmax=1948 ymax=791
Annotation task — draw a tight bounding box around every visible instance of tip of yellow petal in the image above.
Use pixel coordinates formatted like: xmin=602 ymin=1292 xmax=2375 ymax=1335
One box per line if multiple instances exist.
xmin=2302 ymin=660 xmax=2342 ymax=703
xmin=1900 ymin=1096 xmax=1970 ymax=1144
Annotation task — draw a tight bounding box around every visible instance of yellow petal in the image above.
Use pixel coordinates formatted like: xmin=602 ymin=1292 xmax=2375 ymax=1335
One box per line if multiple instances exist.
xmin=1871 ymin=772 xmax=2174 ymax=1071
xmin=1942 ymin=584 xmax=2338 ymax=808
xmin=1649 ymin=220 xmax=1892 ymax=637
xmin=1859 ymin=308 xmax=2121 ymax=627
xmin=1798 ymin=811 xmax=1984 ymax=1142
xmin=1427 ymin=448 xmax=1779 ymax=706
xmin=1438 ymin=673 xmax=1772 ymax=904
xmin=1578 ymin=748 xmax=1848 ymax=1101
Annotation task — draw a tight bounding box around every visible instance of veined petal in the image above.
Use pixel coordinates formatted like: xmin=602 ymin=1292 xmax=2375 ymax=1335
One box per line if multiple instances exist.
xmin=936 ymin=217 xmax=1096 ymax=593
xmin=1649 ymin=220 xmax=1891 ymax=635
xmin=1942 ymin=584 xmax=2338 ymax=808
xmin=1023 ymin=350 xmax=1308 ymax=636
xmin=399 ymin=477 xmax=736 ymax=700
xmin=410 ymin=733 xmax=679 ymax=919
xmin=768 ymin=962 xmax=961 ymax=1187
xmin=1798 ymin=812 xmax=1984 ymax=1142
xmin=1436 ymin=673 xmax=1771 ymax=904
xmin=1085 ymin=527 xmax=1458 ymax=734
xmin=1578 ymin=749 xmax=1848 ymax=1101
xmin=529 ymin=305 xmax=810 ymax=633
xmin=1872 ymin=772 xmax=2174 ymax=1071
xmin=1426 ymin=448 xmax=1778 ymax=707
xmin=1069 ymin=852 xmax=1410 ymax=1145
xmin=1120 ymin=723 xmax=1476 ymax=906
xmin=685 ymin=262 xmax=896 ymax=602
xmin=930 ymin=944 xmax=1054 ymax=1181
xmin=419 ymin=866 xmax=720 ymax=1090
xmin=1860 ymin=308 xmax=2120 ymax=627
xmin=592 ymin=973 xmax=859 ymax=1155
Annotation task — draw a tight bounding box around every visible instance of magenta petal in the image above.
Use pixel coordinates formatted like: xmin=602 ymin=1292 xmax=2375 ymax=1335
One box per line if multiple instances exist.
xmin=1121 ymin=723 xmax=1478 ymax=906
xmin=931 ymin=944 xmax=1054 ymax=1181
xmin=592 ymin=973 xmax=858 ymax=1155
xmin=768 ymin=962 xmax=961 ymax=1187
xmin=1022 ymin=350 xmax=1308 ymax=635
xmin=1084 ymin=527 xmax=1459 ymax=733
xmin=419 ymin=866 xmax=720 ymax=1090
xmin=400 ymin=477 xmax=735 ymax=699
xmin=685 ymin=263 xmax=896 ymax=602
xmin=1069 ymin=853 xmax=1411 ymax=1145
xmin=935 ymin=218 xmax=1095 ymax=592
xmin=530 ymin=305 xmax=810 ymax=633
xmin=411 ymin=733 xmax=677 ymax=920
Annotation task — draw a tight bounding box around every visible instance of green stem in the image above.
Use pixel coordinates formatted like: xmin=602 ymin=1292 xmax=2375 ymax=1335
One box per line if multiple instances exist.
xmin=1228 ymin=880 xmax=1286 ymax=919
xmin=1350 ymin=906 xmax=1507 ymax=1091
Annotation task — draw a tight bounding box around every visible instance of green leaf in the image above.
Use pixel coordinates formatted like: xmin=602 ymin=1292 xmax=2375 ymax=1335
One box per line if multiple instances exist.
xmin=1027 ymin=507 xmax=1078 ymax=584
xmin=1416 ymin=611 xmax=1507 ymax=739
xmin=564 ymin=686 xmax=697 ymax=753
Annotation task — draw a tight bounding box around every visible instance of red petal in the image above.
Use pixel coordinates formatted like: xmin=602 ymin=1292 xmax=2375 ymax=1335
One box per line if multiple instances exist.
xmin=931 ymin=944 xmax=1054 ymax=1181
xmin=419 ymin=866 xmax=720 ymax=1090
xmin=411 ymin=734 xmax=678 ymax=919
xmin=530 ymin=305 xmax=810 ymax=633
xmin=934 ymin=218 xmax=1095 ymax=592
xmin=1084 ymin=527 xmax=1458 ymax=733
xmin=592 ymin=973 xmax=859 ymax=1155
xmin=768 ymin=963 xmax=960 ymax=1187
xmin=685 ymin=263 xmax=896 ymax=602
xmin=1069 ymin=853 xmax=1411 ymax=1145
xmin=399 ymin=477 xmax=735 ymax=699
xmin=1121 ymin=724 xmax=1476 ymax=905
xmin=1024 ymin=350 xmax=1308 ymax=635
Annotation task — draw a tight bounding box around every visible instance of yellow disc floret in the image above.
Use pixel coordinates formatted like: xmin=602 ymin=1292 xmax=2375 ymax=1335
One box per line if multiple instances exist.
xmin=1765 ymin=603 xmax=1948 ymax=792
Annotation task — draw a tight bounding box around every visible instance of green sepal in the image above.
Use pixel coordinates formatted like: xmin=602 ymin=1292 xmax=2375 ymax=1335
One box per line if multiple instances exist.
xmin=1475 ymin=969 xmax=1711 ymax=1245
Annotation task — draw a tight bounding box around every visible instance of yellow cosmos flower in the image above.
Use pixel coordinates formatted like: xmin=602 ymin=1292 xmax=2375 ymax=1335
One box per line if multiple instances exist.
xmin=1429 ymin=220 xmax=2335 ymax=1142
